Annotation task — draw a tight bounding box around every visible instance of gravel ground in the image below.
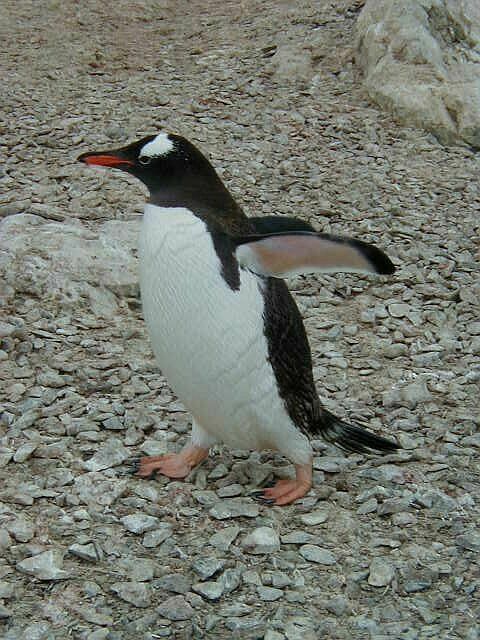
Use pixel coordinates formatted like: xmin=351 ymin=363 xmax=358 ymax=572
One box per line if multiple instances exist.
xmin=1 ymin=1 xmax=479 ymax=639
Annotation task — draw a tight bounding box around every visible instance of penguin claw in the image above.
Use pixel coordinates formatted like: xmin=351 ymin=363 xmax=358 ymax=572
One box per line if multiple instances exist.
xmin=127 ymin=456 xmax=141 ymax=465
xmin=249 ymin=490 xmax=276 ymax=506
xmin=123 ymin=457 xmax=157 ymax=479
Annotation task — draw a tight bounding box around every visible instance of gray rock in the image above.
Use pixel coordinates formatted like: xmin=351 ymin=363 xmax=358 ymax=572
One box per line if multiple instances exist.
xmin=118 ymin=557 xmax=155 ymax=582
xmin=83 ymin=437 xmax=130 ymax=471
xmin=377 ymin=498 xmax=412 ymax=516
xmin=219 ymin=568 xmax=242 ymax=594
xmin=368 ymin=557 xmax=395 ymax=586
xmin=401 ymin=381 xmax=432 ymax=408
xmin=242 ymin=527 xmax=280 ymax=554
xmin=243 ymin=569 xmax=262 ymax=586
xmin=142 ymin=524 xmax=173 ymax=548
xmin=192 ymin=490 xmax=218 ymax=506
xmin=209 ymin=498 xmax=259 ymax=520
xmin=217 ymin=483 xmax=243 ymax=498
xmin=102 ymin=415 xmax=124 ymax=430
xmin=156 ymin=573 xmax=191 ymax=594
xmin=68 ymin=542 xmax=103 ymax=562
xmin=356 ymin=0 xmax=480 ymax=147
xmin=0 ymin=321 xmax=19 ymax=338
xmin=192 ymin=557 xmax=225 ymax=580
xmin=281 ymin=530 xmax=314 ymax=545
xmin=0 ymin=529 xmax=12 ymax=550
xmin=218 ymin=603 xmax=252 ymax=617
xmin=225 ymin=616 xmax=265 ymax=634
xmin=413 ymin=488 xmax=457 ymax=512
xmin=299 ymin=545 xmax=337 ymax=565
xmin=0 ymin=450 xmax=13 ymax=468
xmin=73 ymin=603 xmax=113 ymax=627
xmin=383 ymin=343 xmax=409 ymax=358
xmin=157 ymin=595 xmax=194 ymax=621
xmin=74 ymin=472 xmax=127 ymax=507
xmin=268 ymin=44 xmax=313 ymax=84
xmin=357 ymin=497 xmax=378 ymax=515
xmin=264 ymin=632 xmax=285 ymax=640
xmin=268 ymin=571 xmax=291 ymax=588
xmin=193 ymin=580 xmax=224 ymax=601
xmin=0 ymin=604 xmax=12 ymax=619
xmin=391 ymin=512 xmax=418 ymax=527
xmin=208 ymin=463 xmax=229 ymax=479
xmin=402 ymin=571 xmax=432 ymax=593
xmin=6 ymin=517 xmax=35 ymax=542
xmin=284 ymin=617 xmax=316 ymax=640
xmin=0 ymin=582 xmax=14 ymax=599
xmin=140 ymin=438 xmax=168 ymax=455
xmin=313 ymin=456 xmax=349 ymax=473
xmin=358 ymin=465 xmax=405 ymax=484
xmin=383 ymin=381 xmax=432 ymax=409
xmin=388 ymin=303 xmax=410 ymax=318
xmin=110 ymin=581 xmax=151 ymax=607
xmin=299 ymin=507 xmax=329 ymax=526
xmin=257 ymin=585 xmax=283 ymax=601
xmin=209 ymin=525 xmax=240 ymax=551
xmin=132 ymin=484 xmax=160 ymax=502
xmin=37 ymin=370 xmax=66 ymax=388
xmin=16 ymin=550 xmax=70 ymax=580
xmin=121 ymin=514 xmax=160 ymax=534
xmin=13 ymin=441 xmax=38 ymax=462
xmin=0 ymin=215 xmax=139 ymax=316
xmin=456 ymin=532 xmax=480 ymax=553
xmin=325 ymin=595 xmax=351 ymax=616
xmin=86 ymin=629 xmax=110 ymax=640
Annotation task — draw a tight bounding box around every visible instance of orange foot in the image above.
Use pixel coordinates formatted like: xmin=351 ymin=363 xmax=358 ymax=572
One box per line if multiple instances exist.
xmin=252 ymin=463 xmax=312 ymax=506
xmin=131 ymin=445 xmax=209 ymax=479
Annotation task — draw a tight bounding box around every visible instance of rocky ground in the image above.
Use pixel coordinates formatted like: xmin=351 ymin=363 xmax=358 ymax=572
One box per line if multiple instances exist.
xmin=1 ymin=1 xmax=479 ymax=639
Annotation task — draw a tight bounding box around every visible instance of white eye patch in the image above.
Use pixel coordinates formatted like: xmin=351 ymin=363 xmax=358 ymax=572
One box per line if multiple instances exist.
xmin=140 ymin=133 xmax=174 ymax=158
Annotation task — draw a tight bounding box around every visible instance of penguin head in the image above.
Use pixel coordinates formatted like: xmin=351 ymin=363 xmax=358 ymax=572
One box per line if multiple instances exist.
xmin=78 ymin=132 xmax=217 ymax=194
xmin=79 ymin=131 xmax=243 ymax=222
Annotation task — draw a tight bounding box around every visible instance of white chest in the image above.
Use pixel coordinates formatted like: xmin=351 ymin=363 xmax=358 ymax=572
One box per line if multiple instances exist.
xmin=138 ymin=206 xmax=265 ymax=420
xmin=137 ymin=205 xmax=310 ymax=461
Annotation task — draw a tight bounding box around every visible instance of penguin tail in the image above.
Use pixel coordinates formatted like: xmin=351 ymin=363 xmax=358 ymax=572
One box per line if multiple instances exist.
xmin=318 ymin=409 xmax=399 ymax=454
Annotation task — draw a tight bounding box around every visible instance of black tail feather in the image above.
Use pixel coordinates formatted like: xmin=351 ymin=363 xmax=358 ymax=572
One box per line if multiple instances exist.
xmin=319 ymin=409 xmax=399 ymax=454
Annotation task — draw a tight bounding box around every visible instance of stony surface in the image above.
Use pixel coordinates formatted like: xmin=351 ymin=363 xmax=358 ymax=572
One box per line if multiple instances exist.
xmin=0 ymin=1 xmax=479 ymax=639
xmin=356 ymin=0 xmax=480 ymax=147
xmin=16 ymin=550 xmax=70 ymax=581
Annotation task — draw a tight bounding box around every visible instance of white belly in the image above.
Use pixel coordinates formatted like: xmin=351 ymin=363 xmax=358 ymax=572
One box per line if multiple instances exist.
xmin=138 ymin=205 xmax=311 ymax=463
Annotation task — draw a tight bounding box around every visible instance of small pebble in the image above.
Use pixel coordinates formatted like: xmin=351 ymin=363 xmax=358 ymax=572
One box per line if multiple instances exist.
xmin=157 ymin=595 xmax=194 ymax=620
xmin=299 ymin=545 xmax=336 ymax=565
xmin=242 ymin=527 xmax=280 ymax=554
xmin=257 ymin=585 xmax=283 ymax=601
xmin=193 ymin=580 xmax=224 ymax=601
xmin=209 ymin=525 xmax=240 ymax=551
xmin=110 ymin=582 xmax=151 ymax=607
xmin=17 ymin=550 xmax=70 ymax=581
xmin=121 ymin=514 xmax=160 ymax=534
xmin=209 ymin=499 xmax=259 ymax=520
xmin=368 ymin=557 xmax=395 ymax=587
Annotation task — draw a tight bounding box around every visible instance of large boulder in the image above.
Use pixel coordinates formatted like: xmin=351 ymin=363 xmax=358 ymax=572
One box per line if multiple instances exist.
xmin=0 ymin=213 xmax=139 ymax=318
xmin=355 ymin=0 xmax=480 ymax=147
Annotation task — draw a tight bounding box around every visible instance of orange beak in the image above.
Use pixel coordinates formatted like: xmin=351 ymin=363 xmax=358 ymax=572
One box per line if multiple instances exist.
xmin=78 ymin=152 xmax=134 ymax=168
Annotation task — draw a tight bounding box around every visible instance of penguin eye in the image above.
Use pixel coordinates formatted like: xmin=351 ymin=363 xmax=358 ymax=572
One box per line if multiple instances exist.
xmin=138 ymin=156 xmax=152 ymax=166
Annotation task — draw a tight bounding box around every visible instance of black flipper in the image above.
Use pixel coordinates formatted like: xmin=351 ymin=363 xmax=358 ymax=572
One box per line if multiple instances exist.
xmin=248 ymin=215 xmax=316 ymax=234
xmin=318 ymin=409 xmax=399 ymax=454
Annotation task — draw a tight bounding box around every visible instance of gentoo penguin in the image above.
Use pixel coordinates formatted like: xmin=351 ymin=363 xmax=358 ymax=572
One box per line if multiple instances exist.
xmin=78 ymin=132 xmax=398 ymax=505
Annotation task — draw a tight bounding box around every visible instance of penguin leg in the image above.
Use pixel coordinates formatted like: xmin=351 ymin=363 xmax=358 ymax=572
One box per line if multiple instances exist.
xmin=134 ymin=418 xmax=215 ymax=479
xmin=261 ymin=463 xmax=313 ymax=506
